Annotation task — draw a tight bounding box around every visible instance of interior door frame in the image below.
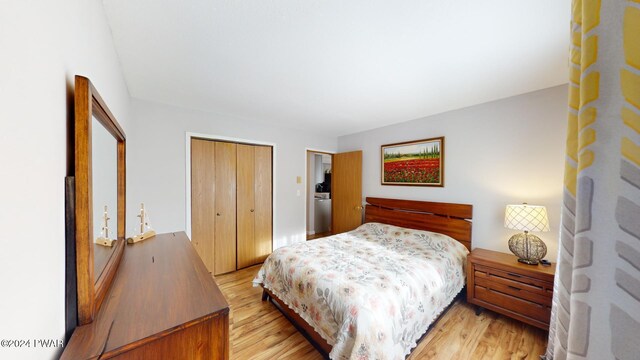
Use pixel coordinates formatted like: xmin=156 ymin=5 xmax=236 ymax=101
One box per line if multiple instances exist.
xmin=305 ymin=148 xmax=335 ymax=239
xmin=185 ymin=132 xmax=276 ymax=247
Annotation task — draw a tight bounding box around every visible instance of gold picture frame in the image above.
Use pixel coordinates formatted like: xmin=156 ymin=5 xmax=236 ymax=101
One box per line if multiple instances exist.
xmin=381 ymin=137 xmax=444 ymax=186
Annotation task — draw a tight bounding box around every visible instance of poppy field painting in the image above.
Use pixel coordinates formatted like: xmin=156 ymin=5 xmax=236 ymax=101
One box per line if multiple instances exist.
xmin=381 ymin=137 xmax=444 ymax=186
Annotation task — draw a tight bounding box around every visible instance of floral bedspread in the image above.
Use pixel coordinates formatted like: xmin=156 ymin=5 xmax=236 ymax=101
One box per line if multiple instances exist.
xmin=253 ymin=222 xmax=469 ymax=360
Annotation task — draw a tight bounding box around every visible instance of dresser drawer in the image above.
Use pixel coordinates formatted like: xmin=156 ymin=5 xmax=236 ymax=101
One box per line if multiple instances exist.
xmin=474 ymin=285 xmax=551 ymax=323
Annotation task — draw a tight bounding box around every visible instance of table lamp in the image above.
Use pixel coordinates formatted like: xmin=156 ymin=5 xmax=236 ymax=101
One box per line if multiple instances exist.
xmin=504 ymin=203 xmax=550 ymax=265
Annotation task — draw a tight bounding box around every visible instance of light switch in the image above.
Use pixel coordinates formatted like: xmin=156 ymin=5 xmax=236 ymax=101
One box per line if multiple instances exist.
xmin=296 ymin=190 xmax=301 ymax=196
xmin=296 ymin=176 xmax=302 ymax=184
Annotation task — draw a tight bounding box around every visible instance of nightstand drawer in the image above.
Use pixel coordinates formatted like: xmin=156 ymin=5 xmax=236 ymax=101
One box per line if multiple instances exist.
xmin=475 ymin=276 xmax=552 ymax=306
xmin=475 ymin=285 xmax=551 ymax=323
xmin=475 ymin=265 xmax=553 ymax=296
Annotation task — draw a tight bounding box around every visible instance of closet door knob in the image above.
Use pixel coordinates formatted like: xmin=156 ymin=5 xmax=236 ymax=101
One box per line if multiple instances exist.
xmin=250 ymin=209 xmax=255 ymax=212
xmin=216 ymin=213 xmax=221 ymax=216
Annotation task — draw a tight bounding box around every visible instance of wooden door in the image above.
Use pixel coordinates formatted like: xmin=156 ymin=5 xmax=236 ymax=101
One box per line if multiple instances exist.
xmin=214 ymin=141 xmax=237 ymax=275
xmin=253 ymin=145 xmax=272 ymax=264
xmin=191 ymin=139 xmax=216 ymax=274
xmin=237 ymin=145 xmax=272 ymax=269
xmin=332 ymin=150 xmax=363 ymax=234
xmin=236 ymin=144 xmax=255 ymax=269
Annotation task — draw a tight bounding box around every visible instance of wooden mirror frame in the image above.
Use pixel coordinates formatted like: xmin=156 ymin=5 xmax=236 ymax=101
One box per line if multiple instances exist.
xmin=74 ymin=75 xmax=126 ymax=325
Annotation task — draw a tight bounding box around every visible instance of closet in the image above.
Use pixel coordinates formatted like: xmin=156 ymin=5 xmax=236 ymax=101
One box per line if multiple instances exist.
xmin=191 ymin=138 xmax=273 ymax=276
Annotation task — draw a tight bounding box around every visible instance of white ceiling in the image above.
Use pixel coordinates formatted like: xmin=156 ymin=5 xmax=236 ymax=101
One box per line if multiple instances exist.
xmin=103 ymin=0 xmax=570 ymax=137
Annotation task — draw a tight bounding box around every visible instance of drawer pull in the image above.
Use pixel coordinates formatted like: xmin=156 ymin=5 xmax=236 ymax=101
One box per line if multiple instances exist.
xmin=508 ymin=285 xmax=521 ymax=291
xmin=507 ymin=273 xmax=522 ymax=278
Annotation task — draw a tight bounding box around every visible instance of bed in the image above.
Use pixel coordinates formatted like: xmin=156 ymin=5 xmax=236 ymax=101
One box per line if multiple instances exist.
xmin=253 ymin=197 xmax=473 ymax=359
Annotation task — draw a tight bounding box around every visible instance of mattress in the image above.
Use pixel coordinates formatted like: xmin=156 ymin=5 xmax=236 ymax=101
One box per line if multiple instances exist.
xmin=253 ymin=222 xmax=469 ymax=360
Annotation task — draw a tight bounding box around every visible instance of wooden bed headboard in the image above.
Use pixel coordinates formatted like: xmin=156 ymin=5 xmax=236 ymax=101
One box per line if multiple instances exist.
xmin=364 ymin=197 xmax=473 ymax=251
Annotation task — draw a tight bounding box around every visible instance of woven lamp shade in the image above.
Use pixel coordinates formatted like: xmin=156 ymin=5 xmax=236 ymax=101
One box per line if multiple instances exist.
xmin=504 ymin=205 xmax=550 ymax=232
xmin=504 ymin=204 xmax=550 ymax=265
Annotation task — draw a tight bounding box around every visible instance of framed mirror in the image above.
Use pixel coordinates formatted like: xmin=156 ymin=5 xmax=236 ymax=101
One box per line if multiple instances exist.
xmin=74 ymin=75 xmax=126 ymax=325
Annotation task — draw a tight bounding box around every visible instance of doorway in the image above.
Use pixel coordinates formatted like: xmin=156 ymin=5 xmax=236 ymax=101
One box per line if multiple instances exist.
xmin=306 ymin=151 xmax=333 ymax=240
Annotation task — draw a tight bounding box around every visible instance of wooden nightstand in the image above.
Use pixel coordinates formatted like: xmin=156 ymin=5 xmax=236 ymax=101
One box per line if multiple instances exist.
xmin=467 ymin=248 xmax=556 ymax=330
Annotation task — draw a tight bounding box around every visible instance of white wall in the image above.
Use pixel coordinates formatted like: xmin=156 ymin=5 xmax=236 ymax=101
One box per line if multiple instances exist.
xmin=128 ymin=99 xmax=337 ymax=249
xmin=0 ymin=1 xmax=130 ymax=359
xmin=338 ymin=85 xmax=568 ymax=260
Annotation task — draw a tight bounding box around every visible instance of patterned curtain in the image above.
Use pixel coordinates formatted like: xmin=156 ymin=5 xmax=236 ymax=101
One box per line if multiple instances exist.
xmin=546 ymin=0 xmax=640 ymax=359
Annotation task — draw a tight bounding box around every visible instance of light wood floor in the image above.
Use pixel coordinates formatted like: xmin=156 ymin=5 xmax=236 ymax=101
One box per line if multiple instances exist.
xmin=216 ymin=265 xmax=548 ymax=360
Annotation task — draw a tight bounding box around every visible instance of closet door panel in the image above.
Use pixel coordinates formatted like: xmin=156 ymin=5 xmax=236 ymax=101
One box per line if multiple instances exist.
xmin=214 ymin=141 xmax=237 ymax=275
xmin=191 ymin=139 xmax=216 ymax=274
xmin=254 ymin=145 xmax=272 ymax=264
xmin=236 ymin=144 xmax=255 ymax=269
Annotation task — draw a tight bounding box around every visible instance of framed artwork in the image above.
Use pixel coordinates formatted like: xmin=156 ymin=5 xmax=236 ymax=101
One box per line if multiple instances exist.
xmin=381 ymin=136 xmax=444 ymax=186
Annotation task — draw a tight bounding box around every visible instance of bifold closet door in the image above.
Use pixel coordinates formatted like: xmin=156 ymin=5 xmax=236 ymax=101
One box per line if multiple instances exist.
xmin=236 ymin=144 xmax=255 ymax=269
xmin=191 ymin=139 xmax=216 ymax=274
xmin=191 ymin=139 xmax=237 ymax=276
xmin=213 ymin=141 xmax=237 ymax=275
xmin=237 ymin=144 xmax=272 ymax=269
xmin=253 ymin=145 xmax=272 ymax=264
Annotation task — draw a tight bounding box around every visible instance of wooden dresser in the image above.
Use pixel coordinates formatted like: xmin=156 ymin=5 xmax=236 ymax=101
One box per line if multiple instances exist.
xmin=467 ymin=248 xmax=555 ymax=330
xmin=61 ymin=232 xmax=229 ymax=359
